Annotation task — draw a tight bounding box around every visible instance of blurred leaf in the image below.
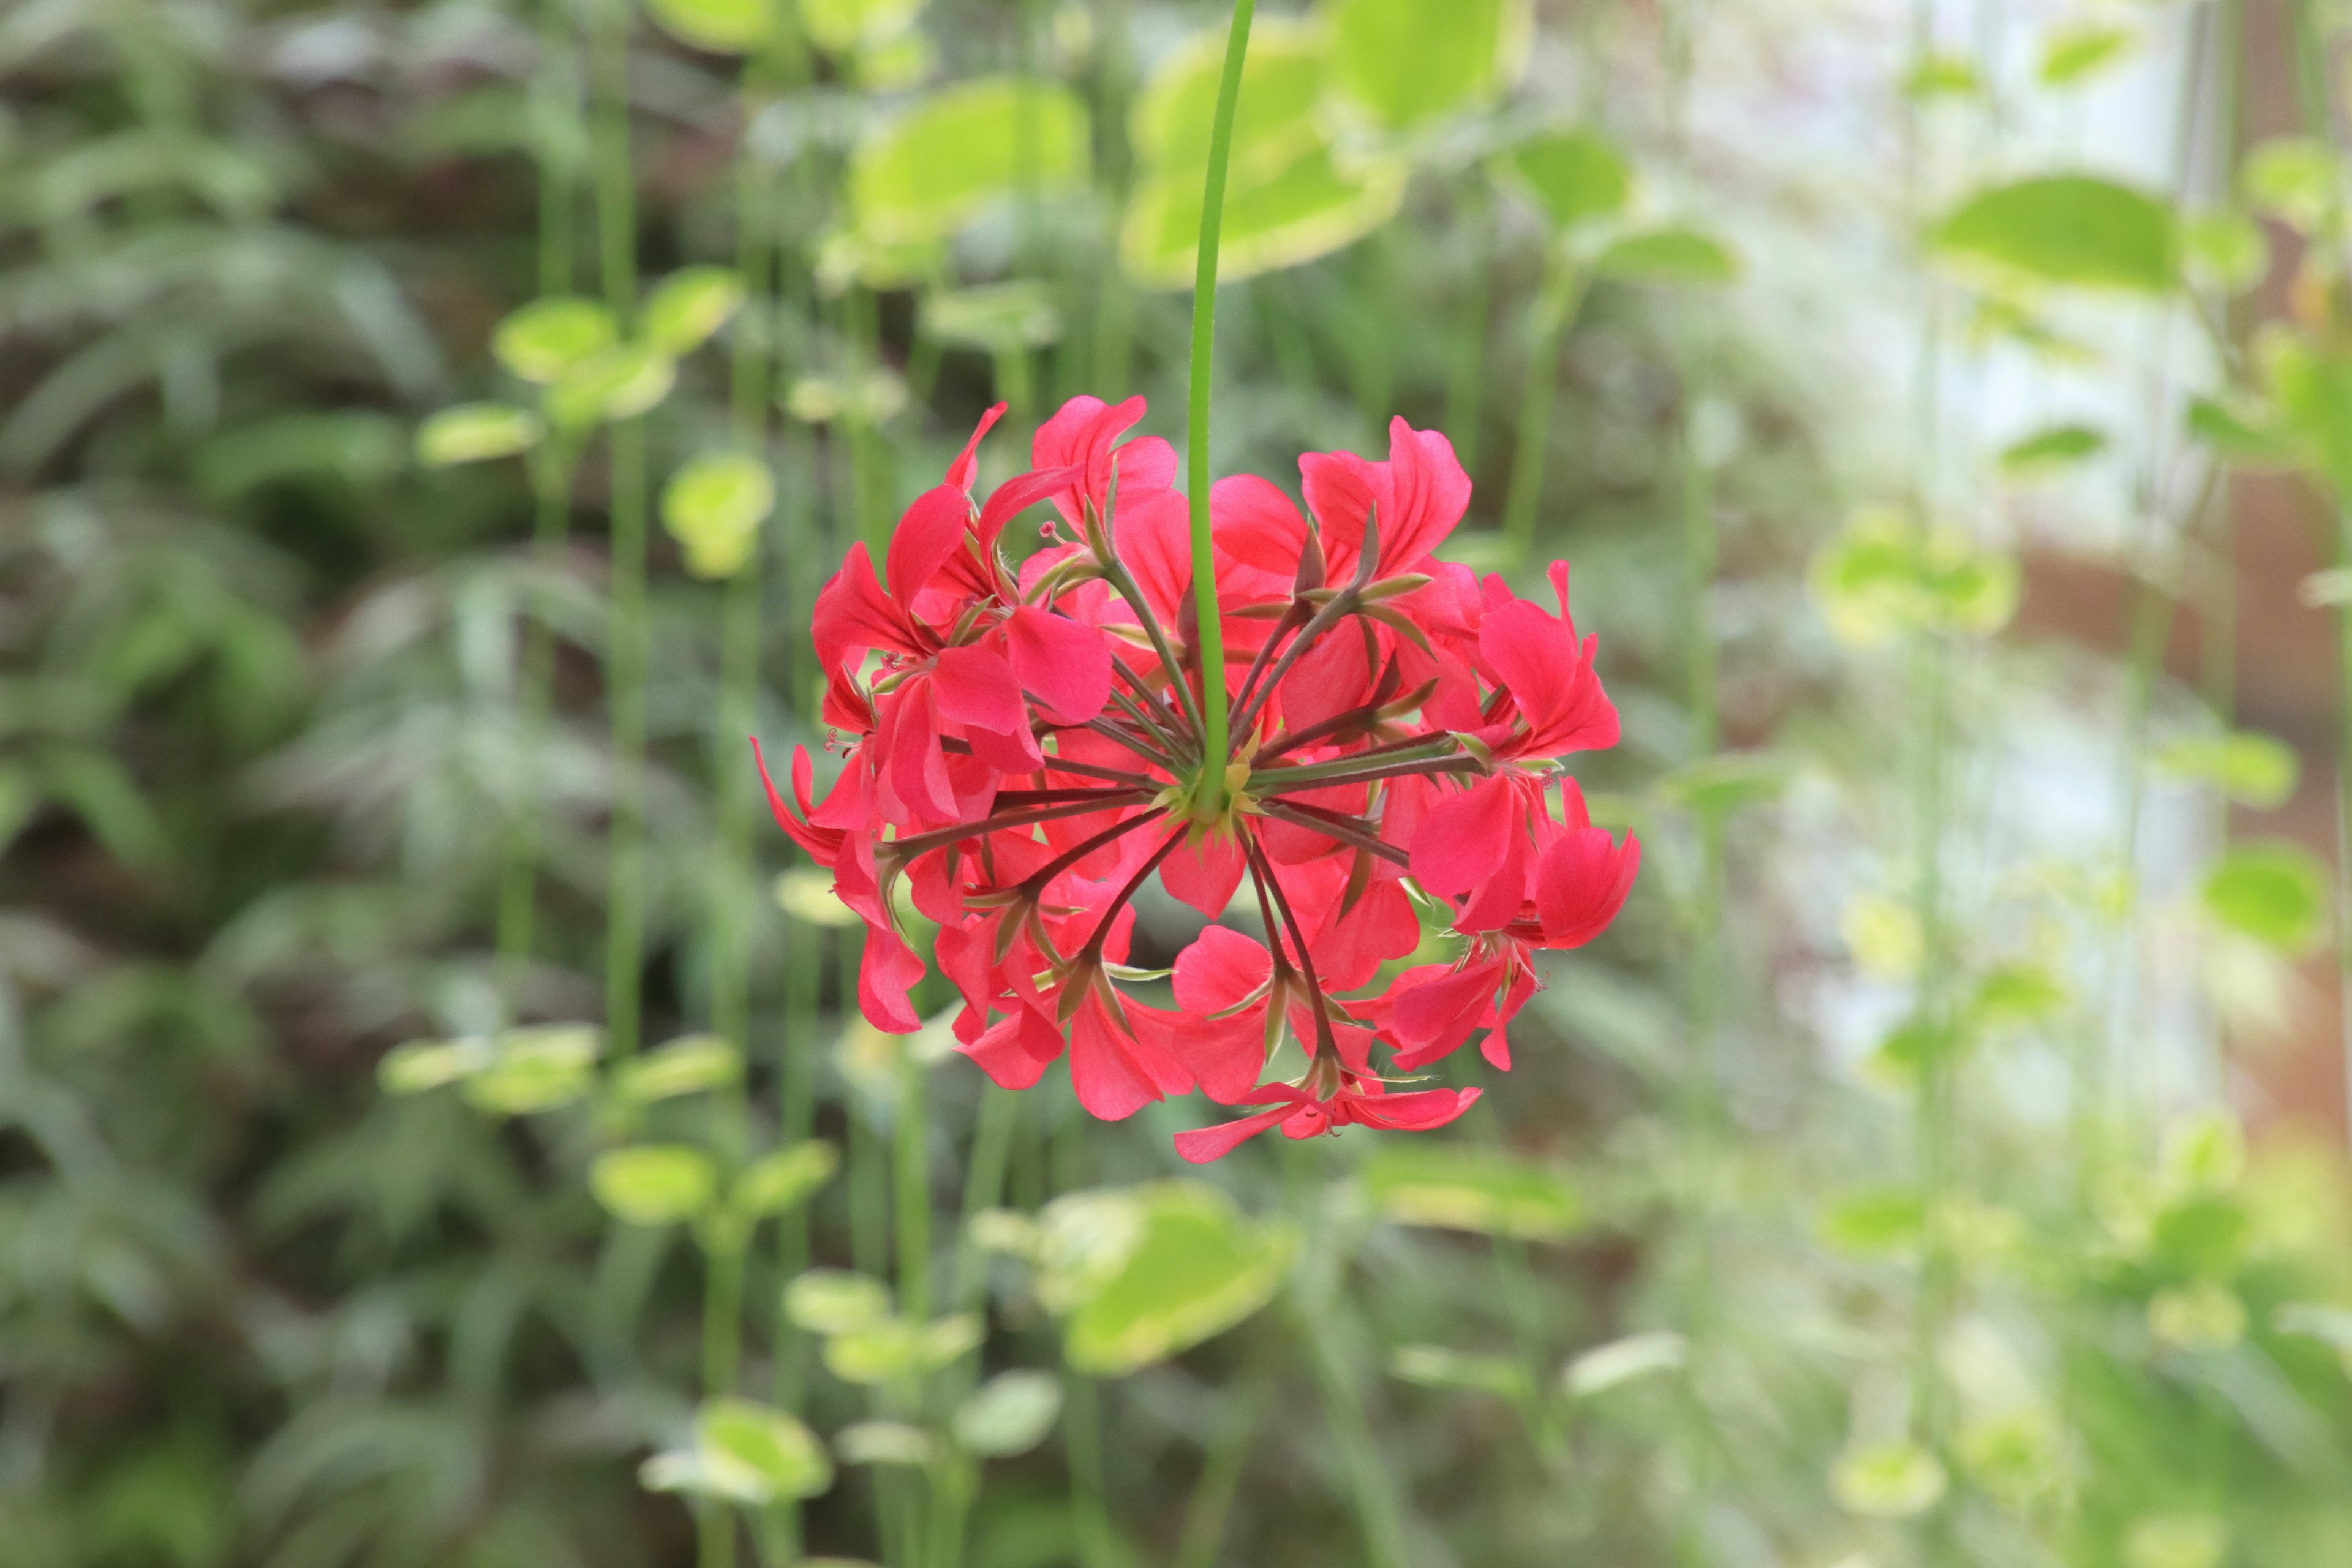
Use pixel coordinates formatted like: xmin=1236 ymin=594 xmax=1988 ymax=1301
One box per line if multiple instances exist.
xmin=2242 ymin=136 xmax=2338 ymax=230
xmin=1997 ymin=422 xmax=2106 ymax=477
xmin=376 ymin=1038 xmax=490 ymax=1095
xmin=1594 ymin=227 xmax=1740 ymax=287
xmin=1362 ymin=1146 xmax=1580 ymax=1239
xmin=2152 ymin=1195 xmax=2248 ymax=1278
xmin=492 ymin=297 xmax=620 ymax=385
xmin=731 ymin=1143 xmax=839 ymax=1219
xmin=612 ymin=1034 xmax=742 ymax=1104
xmin=2147 ymin=1281 xmax=2247 ymax=1351
xmin=850 ymin=79 xmax=1090 ymax=247
xmin=1324 ymin=0 xmax=1531 ymax=134
xmin=2185 ymin=393 xmax=2294 ymax=467
xmin=699 ymin=1399 xmax=833 ymax=1501
xmin=1820 ymin=1189 xmax=1926 ymax=1257
xmin=1901 ymin=53 xmax=1982 ymax=99
xmin=2123 ymin=1516 xmax=2228 ymax=1568
xmin=1936 ymin=175 xmax=2177 ymax=293
xmin=1129 ymin=20 xmax=1325 ymax=185
xmin=662 ymin=452 xmax=775 ymax=579
xmin=953 ymin=1371 xmax=1063 ymax=1456
xmin=2161 ymin=1109 xmax=2247 ymax=1193
xmin=546 ymin=345 xmax=677 ymax=429
xmin=785 ymin=1269 xmax=894 ymax=1334
xmin=1561 ymin=1331 xmax=1686 ymax=1398
xmin=415 ymin=404 xmax=542 ymax=467
xmin=777 ymin=867 xmax=865 ymax=925
xmin=1055 ymin=1184 xmax=1292 ymax=1376
xmin=2153 ymin=731 xmax=2299 ymax=808
xmin=1391 ymin=1344 xmax=1530 ymax=1398
xmin=459 ymin=1026 xmax=601 ymax=1114
xmin=590 ymin=1145 xmax=720 ymax=1226
xmin=1499 ymin=129 xmax=1632 ymax=233
xmin=802 ymin=0 xmax=925 ymax=54
xmin=837 ymin=1422 xmax=933 ymax=1466
xmin=1653 ymin=750 xmax=1789 ymax=818
xmin=921 ymin=282 xmax=1062 ymax=353
xmin=1830 ymin=1440 xmax=1947 ymax=1518
xmin=1811 ymin=514 xmax=2018 ymax=644
xmin=2179 ymin=211 xmax=2269 ymax=293
xmin=2038 ymin=24 xmax=2135 ymax=85
xmin=642 ymin=267 xmax=747 ymax=356
xmin=201 ymin=412 xmax=405 ymax=495
xmin=647 ymin=0 xmax=776 ymax=53
xmin=1840 ymin=892 xmax=1921 ymax=981
xmin=2200 ymin=841 xmax=2326 ymax=954
xmin=1967 ymin=962 xmax=2068 ymax=1027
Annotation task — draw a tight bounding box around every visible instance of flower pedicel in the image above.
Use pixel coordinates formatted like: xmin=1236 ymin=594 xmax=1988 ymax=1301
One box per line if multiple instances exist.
xmin=758 ymin=393 xmax=1638 ymax=1161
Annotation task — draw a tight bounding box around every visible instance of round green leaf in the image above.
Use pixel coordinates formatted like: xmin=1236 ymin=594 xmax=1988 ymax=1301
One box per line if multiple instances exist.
xmin=1998 ymin=422 xmax=2106 ymax=477
xmin=591 ymin=1144 xmax=720 ymax=1226
xmin=848 ymin=79 xmax=1090 ymax=247
xmin=835 ymin=1421 xmax=933 ymax=1466
xmin=731 ymin=1142 xmax=839 ymax=1219
xmin=952 ymin=1370 xmax=1062 ymax=1457
xmin=2124 ymin=1516 xmax=2228 ymax=1568
xmin=1594 ymin=227 xmax=1740 ymax=287
xmin=1058 ymin=1184 xmax=1294 ymax=1376
xmin=785 ymin=1269 xmax=894 ymax=1335
xmin=1935 ymin=175 xmax=2177 ymax=293
xmin=1325 ymin=0 xmax=1531 ymax=135
xmin=823 ymin=1320 xmax=922 ymax=1384
xmin=1121 ymin=147 xmax=1407 ymax=290
xmin=1361 ymin=1145 xmax=1581 ymax=1239
xmin=1831 ymin=1440 xmax=1947 ymax=1518
xmin=801 ymin=0 xmax=925 ymax=55
xmin=377 ymin=1037 xmax=488 ymax=1095
xmin=1499 ymin=128 xmax=1632 ymax=232
xmin=2152 ymin=731 xmax=2298 ymax=809
xmin=662 ymin=451 xmax=774 ymax=579
xmin=2201 ymin=840 xmax=2326 ymax=953
xmin=459 ymin=1025 xmax=601 ymax=1114
xmin=2038 ymin=23 xmax=2135 ymax=86
xmin=2178 ymin=211 xmax=2269 ymax=293
xmin=2242 ymin=137 xmax=2338 ymax=231
xmin=415 ymin=403 xmax=542 ymax=466
xmin=1129 ymin=20 xmax=1326 ymax=186
xmin=921 ymin=281 xmax=1062 ymax=353
xmin=699 ymin=1398 xmax=833 ymax=1501
xmin=546 ymin=345 xmax=677 ymax=428
xmin=646 ymin=0 xmax=775 ymax=53
xmin=492 ymin=296 xmax=619 ymax=384
xmin=642 ymin=266 xmax=746 ymax=356
xmin=611 ymin=1033 xmax=742 ymax=1104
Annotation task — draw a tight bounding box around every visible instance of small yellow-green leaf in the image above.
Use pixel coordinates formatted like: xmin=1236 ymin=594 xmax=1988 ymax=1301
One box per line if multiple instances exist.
xmin=1901 ymin=53 xmax=1981 ymax=99
xmin=1653 ymin=750 xmax=1789 ymax=820
xmin=699 ymin=1398 xmax=834 ymax=1501
xmin=917 ymin=1313 xmax=984 ymax=1369
xmin=849 ymin=79 xmax=1090 ymax=247
xmin=1325 ymin=0 xmax=1531 ymax=135
xmin=2185 ymin=394 xmax=2293 ymax=467
xmin=2201 ymin=841 xmax=2326 ymax=953
xmin=459 ymin=1025 xmax=601 ymax=1114
xmin=1820 ymin=1189 xmax=1928 ymax=1257
xmin=2038 ymin=23 xmax=2135 ymax=85
xmin=1562 ymin=1330 xmax=1686 ymax=1398
xmin=1595 ymin=227 xmax=1740 ymax=287
xmin=1121 ymin=147 xmax=1406 ymax=290
xmin=824 ymin=1319 xmax=923 ymax=1383
xmin=952 ymin=1371 xmax=1063 ymax=1456
xmin=921 ymin=281 xmax=1062 ymax=353
xmin=2242 ymin=137 xmax=2338 ymax=230
xmin=785 ymin=1270 xmax=894 ymax=1335
xmin=2153 ymin=731 xmax=2299 ymax=808
xmin=591 ymin=1145 xmax=720 ymax=1226
xmin=1998 ymin=422 xmax=2106 ymax=477
xmin=801 ymin=0 xmax=925 ymax=55
xmin=835 ymin=1421 xmax=933 ymax=1466
xmin=643 ymin=266 xmax=746 ymax=356
xmin=2123 ymin=1515 xmax=2228 ymax=1568
xmin=1810 ymin=514 xmax=2018 ymax=645
xmin=377 ymin=1038 xmax=488 ymax=1094
xmin=1390 ymin=1344 xmax=1529 ymax=1398
xmin=1969 ymin=962 xmax=2068 ymax=1027
xmin=776 ymin=867 xmax=862 ymax=925
xmin=493 ymin=296 xmax=620 ymax=383
xmin=1499 ymin=128 xmax=1631 ymax=232
xmin=612 ymin=1033 xmax=742 ymax=1104
xmin=1058 ymin=1184 xmax=1294 ymax=1376
xmin=662 ymin=451 xmax=774 ymax=579
xmin=547 ymin=345 xmax=677 ymax=428
xmin=1362 ymin=1146 xmax=1581 ymax=1239
xmin=646 ymin=0 xmax=775 ymax=53
xmin=2147 ymin=1282 xmax=2247 ymax=1352
xmin=733 ymin=1142 xmax=839 ymax=1218
xmin=1830 ymin=1440 xmax=1947 ymax=1518
xmin=2161 ymin=1109 xmax=2247 ymax=1193
xmin=2179 ymin=211 xmax=2269 ymax=294
xmin=1841 ymin=892 xmax=1921 ymax=981
xmin=1936 ymin=175 xmax=2177 ymax=293
xmin=416 ymin=403 xmax=542 ymax=466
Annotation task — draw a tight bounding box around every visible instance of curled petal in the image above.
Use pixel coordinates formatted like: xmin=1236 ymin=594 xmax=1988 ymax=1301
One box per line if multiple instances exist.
xmin=1008 ymin=606 xmax=1113 ymax=726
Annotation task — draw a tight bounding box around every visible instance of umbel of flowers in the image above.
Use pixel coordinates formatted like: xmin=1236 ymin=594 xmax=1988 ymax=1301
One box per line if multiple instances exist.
xmin=760 ymin=394 xmax=1638 ymax=1161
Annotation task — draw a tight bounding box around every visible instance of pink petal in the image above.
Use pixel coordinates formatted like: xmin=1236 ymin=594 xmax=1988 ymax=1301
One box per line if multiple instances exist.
xmin=1173 ymin=1101 xmax=1299 ymax=1164
xmin=1536 ymin=827 xmax=1641 ymax=947
xmin=944 ymin=402 xmax=1007 ymax=492
xmin=1007 ymin=606 xmax=1113 ymax=726
xmin=1210 ymin=473 xmax=1310 ymax=577
xmin=1378 ymin=418 xmax=1471 ymax=569
xmin=1171 ymin=925 xmax=1273 ymax=1014
xmin=858 ymin=925 xmax=927 ymax=1033
xmin=1159 ymin=828 xmax=1247 ymax=918
xmin=978 ymin=465 xmax=1080 ymax=545
xmin=884 ymin=484 xmax=974 ymax=613
xmin=932 ymin=644 xmax=1030 ymax=737
xmin=1408 ymin=775 xmax=1518 ymax=899
xmin=812 ymin=543 xmax=918 ymax=671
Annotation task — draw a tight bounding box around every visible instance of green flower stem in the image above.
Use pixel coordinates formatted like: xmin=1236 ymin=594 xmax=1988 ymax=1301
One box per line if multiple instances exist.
xmin=1493 ymin=1229 xmax=1566 ymax=1463
xmin=1444 ymin=186 xmax=1494 ymax=474
xmin=895 ymin=1050 xmax=932 ymax=1322
xmin=1499 ymin=247 xmax=1587 ymax=564
xmin=774 ymin=922 xmax=819 ymax=1403
xmin=1297 ymin=1297 xmax=1410 ymax=1568
xmin=701 ymin=1232 xmax=748 ymax=1568
xmin=1062 ymin=1371 xmax=1115 ymax=1568
xmin=497 ymin=454 xmax=574 ymax=995
xmin=950 ymin=1084 xmax=1018 ymax=1309
xmin=1170 ymin=1352 xmax=1270 ymax=1568
xmin=1183 ymin=0 xmax=1254 ymax=810
xmin=849 ymin=285 xmax=892 ymax=555
xmin=592 ymin=0 xmax=648 ymax=1059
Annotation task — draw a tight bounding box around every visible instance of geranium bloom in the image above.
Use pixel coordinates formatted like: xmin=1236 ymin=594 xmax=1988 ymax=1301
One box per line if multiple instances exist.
xmin=759 ymin=396 xmax=1637 ymax=1161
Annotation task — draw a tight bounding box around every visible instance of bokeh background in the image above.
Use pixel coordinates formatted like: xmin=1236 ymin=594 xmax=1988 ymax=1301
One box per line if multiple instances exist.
xmin=9 ymin=0 xmax=2352 ymax=1566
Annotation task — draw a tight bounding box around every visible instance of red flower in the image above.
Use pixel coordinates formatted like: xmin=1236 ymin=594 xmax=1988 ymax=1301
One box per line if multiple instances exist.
xmin=761 ymin=396 xmax=1638 ymax=1155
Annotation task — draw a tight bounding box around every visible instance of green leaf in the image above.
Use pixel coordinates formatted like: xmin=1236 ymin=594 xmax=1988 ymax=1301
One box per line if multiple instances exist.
xmin=1129 ymin=20 xmax=1327 ymax=186
xmin=1968 ymin=962 xmax=2068 ymax=1028
xmin=1361 ymin=1145 xmax=1581 ymax=1239
xmin=775 ymin=867 xmax=864 ymax=925
xmin=2258 ymin=330 xmax=2352 ymax=497
xmin=848 ymin=78 xmax=1090 ymax=247
xmin=2147 ymin=1281 xmax=2247 ymax=1351
xmin=835 ymin=1422 xmax=933 ymax=1466
xmin=920 ymin=281 xmax=1062 ymax=353
xmin=2038 ymin=23 xmax=2135 ymax=85
xmin=2242 ymin=136 xmax=2338 ymax=230
xmin=662 ymin=451 xmax=774 ymax=579
xmin=1055 ymin=1184 xmax=1294 ymax=1376
xmin=1831 ymin=1441 xmax=1947 ymax=1518
xmin=2201 ymin=841 xmax=2326 ymax=953
xmin=1810 ymin=514 xmax=2019 ymax=645
xmin=642 ymin=267 xmax=747 ymax=356
xmin=492 ymin=296 xmax=620 ymax=384
xmin=1390 ymin=1344 xmax=1530 ymax=1399
xmin=785 ymin=1270 xmax=894 ymax=1335
xmin=590 ymin=1145 xmax=720 ymax=1226
xmin=2185 ymin=393 xmax=2294 ymax=467
xmin=1595 ymin=227 xmax=1740 ymax=286
xmin=2160 ymin=1109 xmax=2247 ymax=1193
xmin=1121 ymin=149 xmax=1408 ymax=290
xmin=2124 ymin=1516 xmax=2228 ymax=1568
xmin=1324 ymin=0 xmax=1531 ymax=134
xmin=1997 ymin=422 xmax=2106 ymax=477
xmin=546 ymin=345 xmax=678 ymax=429
xmin=801 ymin=0 xmax=925 ymax=55
xmin=2152 ymin=731 xmax=2299 ymax=809
xmin=1653 ymin=750 xmax=1789 ymax=820
xmin=1819 ymin=1189 xmax=1927 ymax=1257
xmin=1499 ymin=129 xmax=1632 ymax=232
xmin=1935 ymin=175 xmax=2177 ymax=293
xmin=646 ymin=0 xmax=776 ymax=53
xmin=375 ymin=1038 xmax=489 ymax=1095
xmin=732 ymin=1142 xmax=839 ymax=1219
xmin=1901 ymin=53 xmax=1982 ymax=99
xmin=952 ymin=1370 xmax=1063 ymax=1457
xmin=1561 ymin=1330 xmax=1687 ymax=1398
xmin=416 ymin=402 xmax=541 ymax=466
xmin=459 ymin=1025 xmax=601 ymax=1114
xmin=699 ymin=1399 xmax=833 ymax=1502
xmin=2178 ymin=211 xmax=2269 ymax=293
xmin=824 ymin=1320 xmax=922 ymax=1383
xmin=611 ymin=1033 xmax=742 ymax=1104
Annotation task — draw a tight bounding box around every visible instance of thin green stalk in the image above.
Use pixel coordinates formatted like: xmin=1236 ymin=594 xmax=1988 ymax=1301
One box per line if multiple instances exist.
xmin=2335 ymin=508 xmax=2352 ymax=1144
xmin=895 ymin=1052 xmax=932 ymax=1322
xmin=774 ymin=922 xmax=820 ymax=1406
xmin=499 ymin=458 xmax=573 ymax=990
xmin=1171 ymin=1358 xmax=1270 ymax=1568
xmin=1493 ymin=1230 xmax=1566 ymax=1463
xmin=1499 ymin=248 xmax=1585 ymax=563
xmin=1063 ymin=1371 xmax=1115 ymax=1568
xmin=1183 ymin=0 xmax=1255 ymax=811
xmin=851 ymin=1093 xmax=891 ymax=1281
xmin=848 ymin=286 xmax=891 ymax=554
xmin=1444 ymin=186 xmax=1494 ymax=474
xmin=1298 ymin=1300 xmax=1411 ymax=1568
xmin=593 ymin=0 xmax=648 ymax=1059
xmin=951 ymin=1084 xmax=1019 ymax=1308
xmin=701 ymin=1235 xmax=748 ymax=1568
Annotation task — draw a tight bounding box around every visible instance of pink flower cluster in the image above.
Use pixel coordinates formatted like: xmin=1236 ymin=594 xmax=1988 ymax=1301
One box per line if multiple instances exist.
xmin=760 ymin=394 xmax=1637 ymax=1161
